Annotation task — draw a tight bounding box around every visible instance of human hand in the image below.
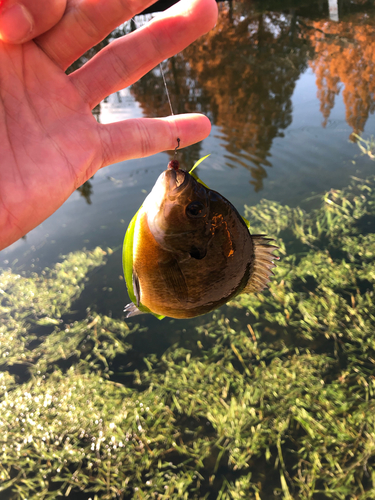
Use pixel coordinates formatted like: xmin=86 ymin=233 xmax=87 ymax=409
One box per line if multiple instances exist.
xmin=0 ymin=0 xmax=218 ymax=250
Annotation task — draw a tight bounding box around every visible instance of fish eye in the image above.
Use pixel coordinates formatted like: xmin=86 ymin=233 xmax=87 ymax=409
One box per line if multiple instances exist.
xmin=186 ymin=201 xmax=205 ymax=218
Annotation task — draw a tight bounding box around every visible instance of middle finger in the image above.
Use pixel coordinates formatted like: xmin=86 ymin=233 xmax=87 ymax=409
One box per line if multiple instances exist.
xmin=69 ymin=0 xmax=218 ymax=109
xmin=35 ymin=0 xmax=157 ymax=70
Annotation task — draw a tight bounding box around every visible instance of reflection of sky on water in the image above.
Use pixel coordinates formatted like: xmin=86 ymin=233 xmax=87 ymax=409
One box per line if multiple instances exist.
xmin=100 ymin=88 xmax=144 ymax=123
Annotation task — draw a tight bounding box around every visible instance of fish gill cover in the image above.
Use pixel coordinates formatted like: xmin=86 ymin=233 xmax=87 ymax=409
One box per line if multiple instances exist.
xmin=1 ymin=175 xmax=375 ymax=498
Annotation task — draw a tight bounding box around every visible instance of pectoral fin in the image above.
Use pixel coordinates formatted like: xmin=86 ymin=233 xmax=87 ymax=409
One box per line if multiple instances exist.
xmin=158 ymin=258 xmax=188 ymax=305
xmin=132 ymin=269 xmax=141 ymax=307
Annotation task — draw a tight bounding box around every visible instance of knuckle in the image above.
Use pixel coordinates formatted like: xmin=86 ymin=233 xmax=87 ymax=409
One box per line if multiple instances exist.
xmin=106 ymin=43 xmax=131 ymax=83
xmin=136 ymin=121 xmax=153 ymax=156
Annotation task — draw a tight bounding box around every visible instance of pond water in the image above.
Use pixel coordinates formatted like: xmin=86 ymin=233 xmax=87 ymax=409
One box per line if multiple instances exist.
xmin=3 ymin=0 xmax=375 ymax=326
xmin=2 ymin=0 xmax=375 ymax=498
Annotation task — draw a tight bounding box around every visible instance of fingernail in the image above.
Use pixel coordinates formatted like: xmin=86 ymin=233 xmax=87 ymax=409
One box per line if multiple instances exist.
xmin=0 ymin=4 xmax=33 ymax=43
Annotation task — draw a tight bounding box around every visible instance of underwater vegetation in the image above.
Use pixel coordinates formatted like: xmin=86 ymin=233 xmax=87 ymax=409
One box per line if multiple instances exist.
xmin=353 ymin=134 xmax=375 ymax=161
xmin=1 ymin=176 xmax=375 ymax=499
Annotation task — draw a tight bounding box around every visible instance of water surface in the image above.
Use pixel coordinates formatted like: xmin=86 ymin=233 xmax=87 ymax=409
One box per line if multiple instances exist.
xmin=3 ymin=0 xmax=375 ymax=333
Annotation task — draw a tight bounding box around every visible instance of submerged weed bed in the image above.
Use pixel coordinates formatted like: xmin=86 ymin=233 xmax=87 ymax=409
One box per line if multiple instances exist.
xmin=1 ymin=177 xmax=375 ymax=499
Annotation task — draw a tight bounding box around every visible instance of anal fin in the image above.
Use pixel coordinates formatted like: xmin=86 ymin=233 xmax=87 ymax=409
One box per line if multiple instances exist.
xmin=124 ymin=302 xmax=145 ymax=318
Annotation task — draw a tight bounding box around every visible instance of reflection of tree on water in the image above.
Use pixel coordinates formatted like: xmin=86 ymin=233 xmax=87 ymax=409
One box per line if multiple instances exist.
xmin=183 ymin=4 xmax=309 ymax=191
xmin=77 ymin=178 xmax=94 ymax=205
xmin=131 ymin=0 xmax=374 ymax=190
xmin=306 ymin=14 xmax=375 ymax=137
xmin=132 ymin=3 xmax=309 ymax=191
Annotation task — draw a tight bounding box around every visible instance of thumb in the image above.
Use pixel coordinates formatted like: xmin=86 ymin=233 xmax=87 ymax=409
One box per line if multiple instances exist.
xmin=0 ymin=0 xmax=66 ymax=44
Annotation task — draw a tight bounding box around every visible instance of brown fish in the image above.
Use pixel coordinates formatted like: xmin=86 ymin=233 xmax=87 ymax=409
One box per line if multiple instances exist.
xmin=123 ymin=160 xmax=278 ymax=319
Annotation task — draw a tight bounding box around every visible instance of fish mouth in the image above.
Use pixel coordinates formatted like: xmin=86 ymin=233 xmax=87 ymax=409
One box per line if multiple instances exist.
xmin=165 ymin=168 xmax=190 ymax=195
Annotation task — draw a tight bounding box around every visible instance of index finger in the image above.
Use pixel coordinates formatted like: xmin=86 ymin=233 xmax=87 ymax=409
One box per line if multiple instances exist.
xmin=70 ymin=0 xmax=218 ymax=108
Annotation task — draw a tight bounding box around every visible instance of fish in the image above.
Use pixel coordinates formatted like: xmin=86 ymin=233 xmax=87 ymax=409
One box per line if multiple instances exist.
xmin=122 ymin=156 xmax=278 ymax=319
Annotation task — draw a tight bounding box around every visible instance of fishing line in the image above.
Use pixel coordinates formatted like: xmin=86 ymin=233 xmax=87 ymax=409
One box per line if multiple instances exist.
xmin=130 ymin=16 xmax=180 ymax=162
xmin=159 ymin=61 xmax=174 ymax=116
xmin=160 ymin=61 xmax=180 ymax=160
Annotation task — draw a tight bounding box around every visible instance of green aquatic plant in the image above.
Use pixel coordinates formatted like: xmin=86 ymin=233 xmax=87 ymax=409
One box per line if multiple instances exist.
xmin=0 ymin=247 xmax=108 ymax=369
xmin=1 ymin=176 xmax=375 ymax=499
xmin=352 ymin=134 xmax=375 ymax=161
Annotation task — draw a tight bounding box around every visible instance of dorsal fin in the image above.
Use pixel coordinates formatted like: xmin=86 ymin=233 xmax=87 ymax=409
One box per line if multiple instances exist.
xmin=243 ymin=235 xmax=279 ymax=293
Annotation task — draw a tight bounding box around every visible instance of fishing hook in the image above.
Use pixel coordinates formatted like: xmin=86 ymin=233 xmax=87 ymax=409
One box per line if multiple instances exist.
xmin=174 ymin=138 xmax=180 ymax=159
